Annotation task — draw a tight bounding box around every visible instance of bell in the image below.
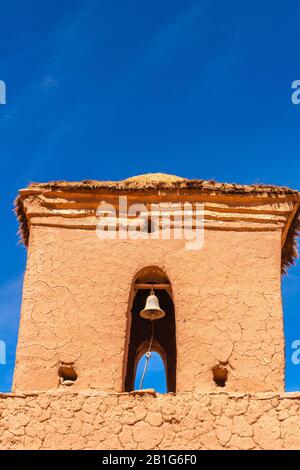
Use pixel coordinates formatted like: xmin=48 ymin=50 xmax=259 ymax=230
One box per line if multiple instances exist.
xmin=140 ymin=288 xmax=165 ymax=320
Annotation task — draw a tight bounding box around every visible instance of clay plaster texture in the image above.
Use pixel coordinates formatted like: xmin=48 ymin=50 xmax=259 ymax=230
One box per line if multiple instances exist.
xmin=14 ymin=225 xmax=284 ymax=394
xmin=1 ymin=391 xmax=300 ymax=450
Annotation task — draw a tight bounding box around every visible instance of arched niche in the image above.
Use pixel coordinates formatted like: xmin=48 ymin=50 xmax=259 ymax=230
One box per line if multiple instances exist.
xmin=134 ymin=351 xmax=167 ymax=393
xmin=123 ymin=266 xmax=176 ymax=393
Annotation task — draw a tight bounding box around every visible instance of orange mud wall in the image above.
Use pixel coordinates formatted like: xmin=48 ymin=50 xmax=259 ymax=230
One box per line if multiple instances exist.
xmin=1 ymin=391 xmax=300 ymax=450
xmin=13 ymin=217 xmax=284 ymax=393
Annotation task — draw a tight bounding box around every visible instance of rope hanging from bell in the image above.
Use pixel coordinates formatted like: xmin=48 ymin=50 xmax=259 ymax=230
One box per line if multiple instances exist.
xmin=138 ymin=287 xmax=165 ymax=389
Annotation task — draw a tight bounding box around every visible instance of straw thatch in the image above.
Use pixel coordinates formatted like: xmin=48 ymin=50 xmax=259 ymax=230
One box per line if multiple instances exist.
xmin=14 ymin=173 xmax=300 ymax=274
xmin=281 ymin=205 xmax=300 ymax=275
xmin=16 ymin=173 xmax=300 ymax=195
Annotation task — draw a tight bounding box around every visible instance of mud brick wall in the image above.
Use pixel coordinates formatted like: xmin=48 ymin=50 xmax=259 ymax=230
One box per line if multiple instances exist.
xmin=14 ymin=224 xmax=284 ymax=393
xmin=1 ymin=391 xmax=300 ymax=450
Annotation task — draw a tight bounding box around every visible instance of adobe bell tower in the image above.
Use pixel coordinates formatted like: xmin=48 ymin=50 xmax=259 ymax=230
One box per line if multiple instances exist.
xmin=13 ymin=173 xmax=300 ymax=394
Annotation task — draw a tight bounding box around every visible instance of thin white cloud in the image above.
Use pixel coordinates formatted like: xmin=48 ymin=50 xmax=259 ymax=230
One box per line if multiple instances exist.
xmin=46 ymin=0 xmax=98 ymax=76
xmin=40 ymin=76 xmax=59 ymax=89
xmin=144 ymin=2 xmax=208 ymax=62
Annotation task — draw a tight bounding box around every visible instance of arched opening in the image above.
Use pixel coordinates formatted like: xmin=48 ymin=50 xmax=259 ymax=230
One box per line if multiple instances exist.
xmin=134 ymin=352 xmax=167 ymax=393
xmin=123 ymin=266 xmax=176 ymax=393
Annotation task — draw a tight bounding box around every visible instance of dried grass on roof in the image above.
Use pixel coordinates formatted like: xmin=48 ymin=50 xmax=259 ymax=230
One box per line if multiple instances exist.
xmin=14 ymin=173 xmax=300 ymax=274
xmin=19 ymin=173 xmax=300 ymax=196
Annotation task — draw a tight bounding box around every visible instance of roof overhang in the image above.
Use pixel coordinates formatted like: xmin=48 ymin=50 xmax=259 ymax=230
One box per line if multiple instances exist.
xmin=14 ymin=174 xmax=300 ymax=275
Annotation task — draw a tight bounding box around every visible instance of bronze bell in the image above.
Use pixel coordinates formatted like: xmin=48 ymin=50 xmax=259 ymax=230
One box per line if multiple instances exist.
xmin=140 ymin=288 xmax=165 ymax=320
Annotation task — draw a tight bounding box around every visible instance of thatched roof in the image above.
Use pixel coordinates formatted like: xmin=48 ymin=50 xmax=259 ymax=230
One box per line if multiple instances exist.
xmin=15 ymin=173 xmax=300 ymax=274
xmin=15 ymin=172 xmax=300 ymax=195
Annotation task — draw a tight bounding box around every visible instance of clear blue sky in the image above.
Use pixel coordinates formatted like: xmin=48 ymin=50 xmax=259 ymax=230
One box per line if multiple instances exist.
xmin=0 ymin=0 xmax=300 ymax=392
